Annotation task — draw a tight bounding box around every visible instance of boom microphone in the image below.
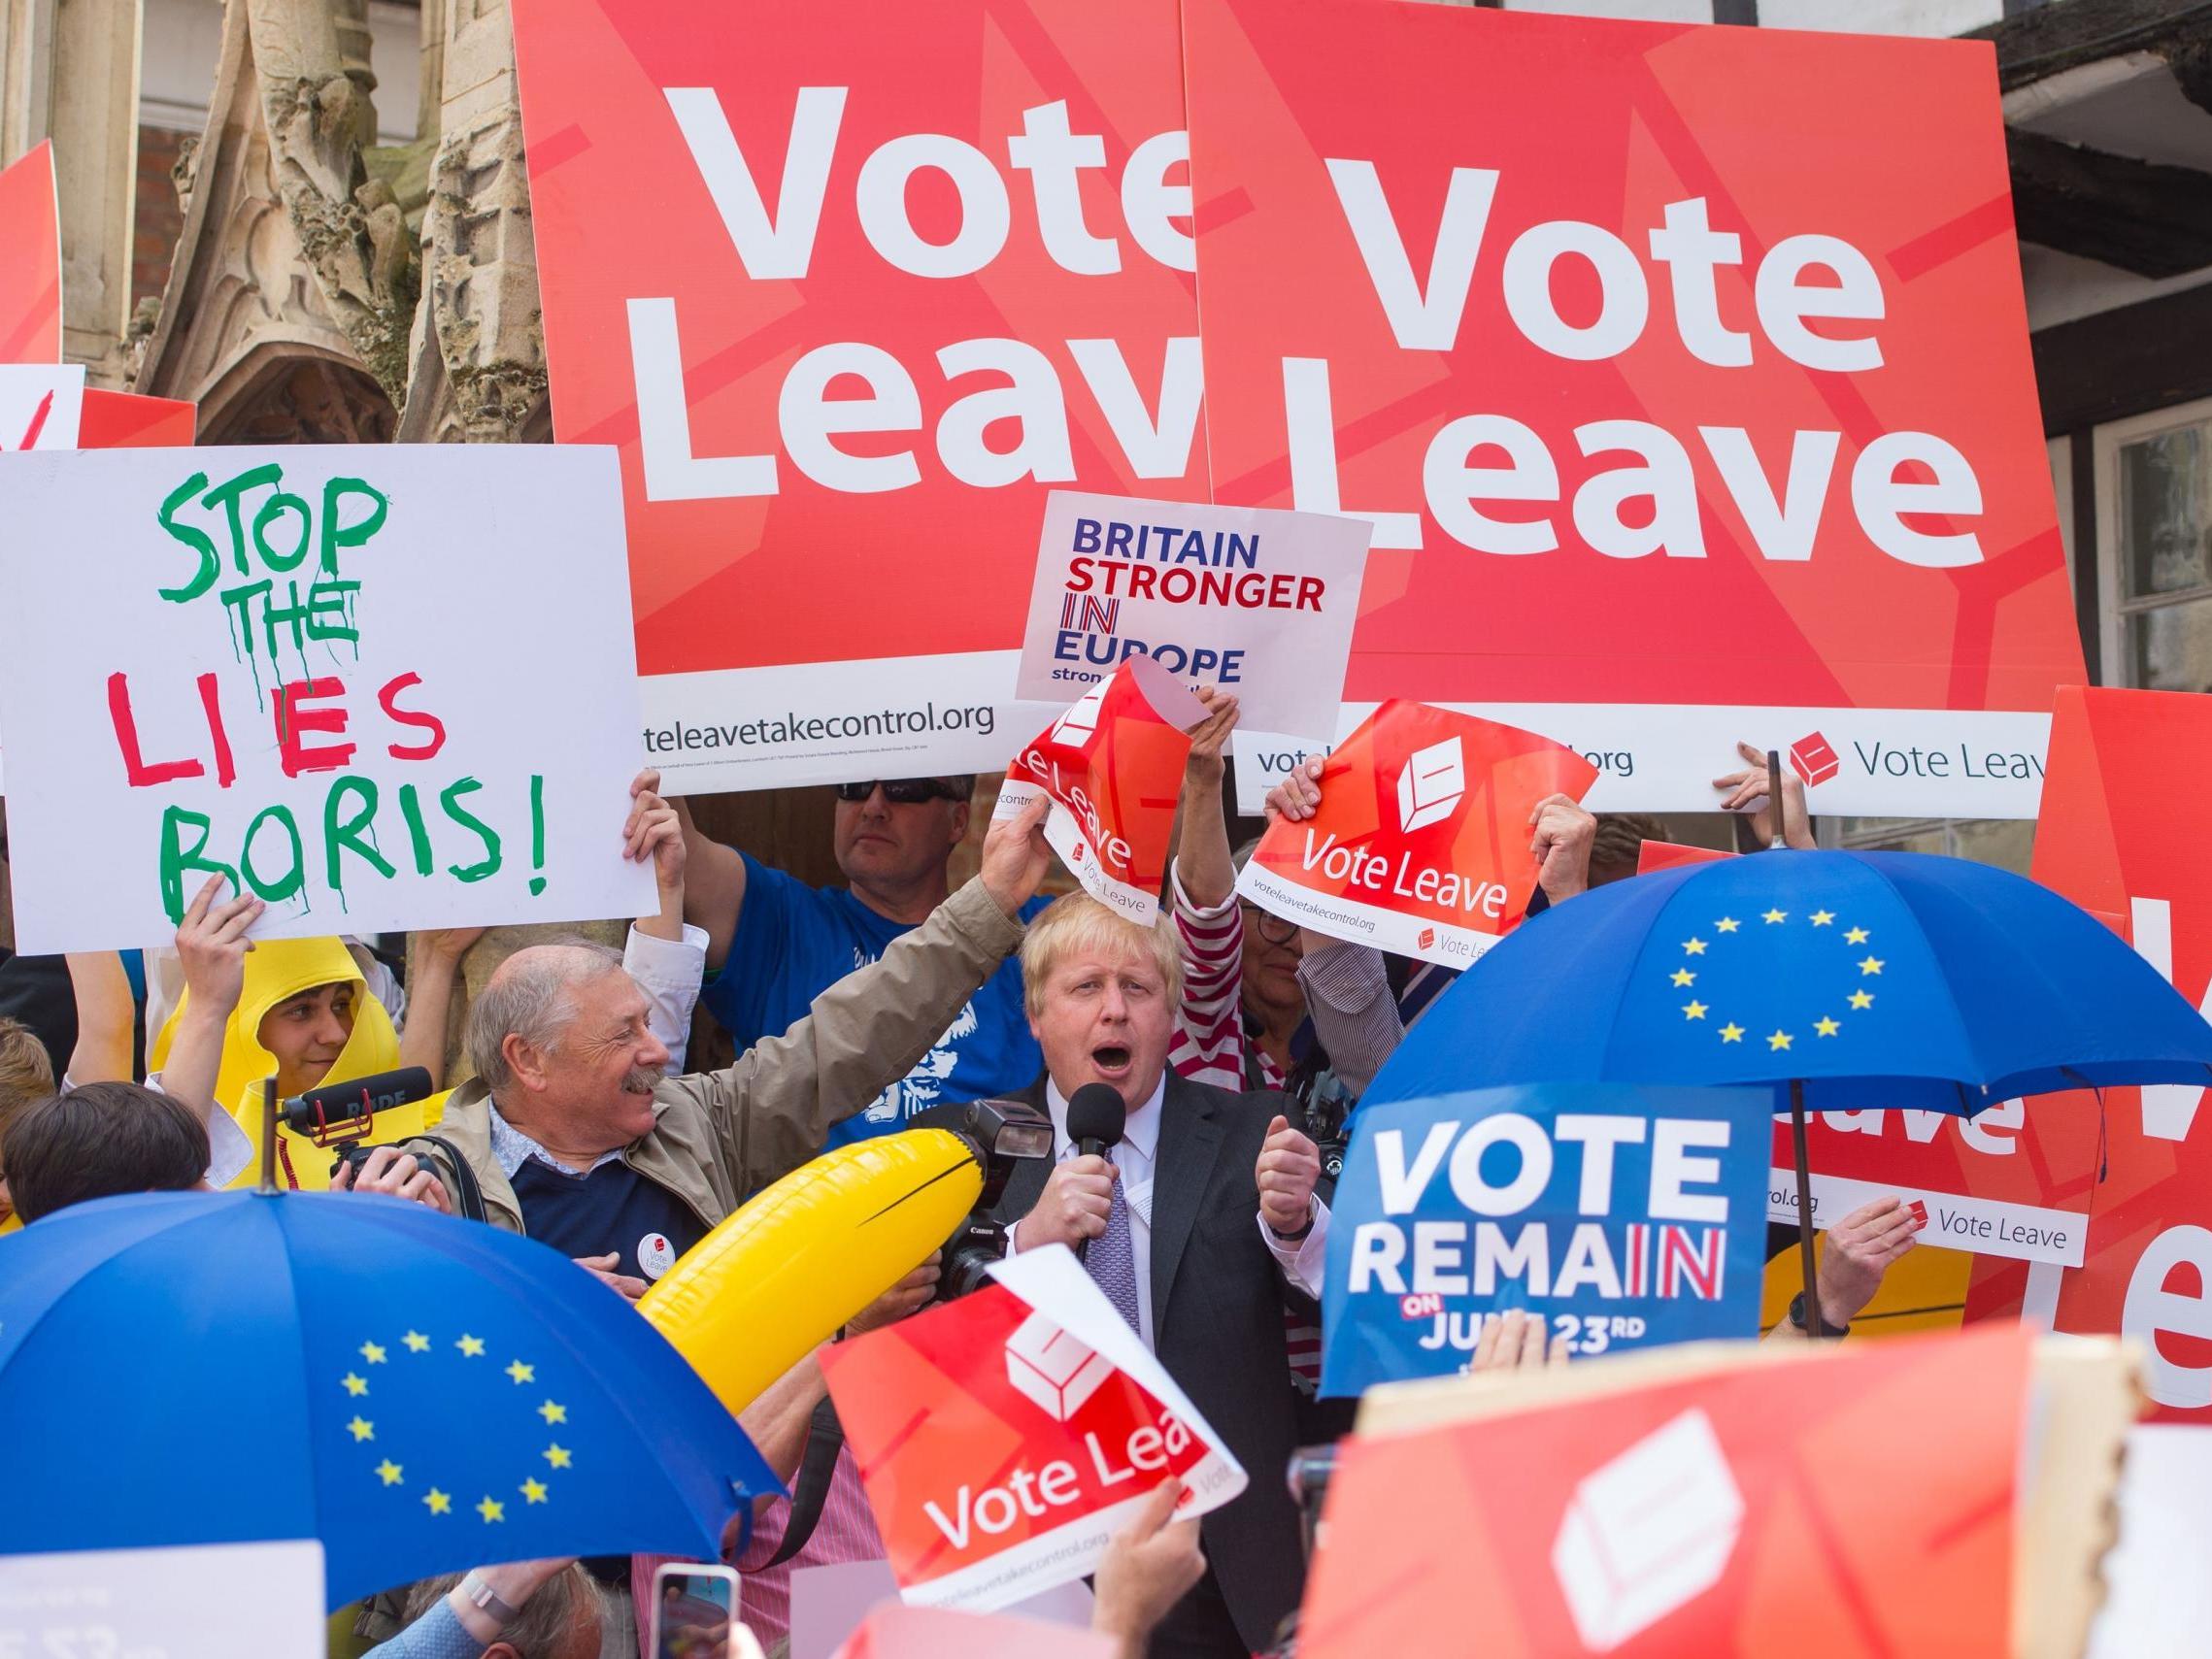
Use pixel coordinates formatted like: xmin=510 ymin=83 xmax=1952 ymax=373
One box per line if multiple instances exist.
xmin=281 ymin=1065 xmax=434 ymax=1134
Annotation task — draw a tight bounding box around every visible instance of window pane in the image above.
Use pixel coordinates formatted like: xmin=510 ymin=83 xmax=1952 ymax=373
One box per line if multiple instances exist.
xmin=2119 ymin=424 xmax=2212 ymax=598
xmin=2129 ymin=598 xmax=2212 ymax=693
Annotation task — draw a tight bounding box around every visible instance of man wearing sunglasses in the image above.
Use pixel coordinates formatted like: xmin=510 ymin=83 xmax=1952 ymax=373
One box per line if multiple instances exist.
xmin=679 ymin=777 xmax=1050 ymax=1149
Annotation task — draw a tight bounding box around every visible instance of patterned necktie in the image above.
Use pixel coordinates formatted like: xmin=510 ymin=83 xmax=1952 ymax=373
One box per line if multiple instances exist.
xmin=1085 ymin=1165 xmax=1142 ymax=1335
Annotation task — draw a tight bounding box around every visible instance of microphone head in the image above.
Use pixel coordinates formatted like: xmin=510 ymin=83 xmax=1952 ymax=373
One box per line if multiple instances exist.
xmin=1066 ymin=1082 xmax=1126 ymax=1150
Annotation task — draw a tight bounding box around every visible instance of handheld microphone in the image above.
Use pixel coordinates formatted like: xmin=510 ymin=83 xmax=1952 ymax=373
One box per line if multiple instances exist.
xmin=1065 ymin=1083 xmax=1126 ymax=1265
xmin=1067 ymin=1082 xmax=1125 ymax=1161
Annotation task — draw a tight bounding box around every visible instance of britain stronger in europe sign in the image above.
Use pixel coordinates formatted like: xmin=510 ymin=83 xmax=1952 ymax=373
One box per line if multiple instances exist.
xmin=1185 ymin=0 xmax=2082 ymax=817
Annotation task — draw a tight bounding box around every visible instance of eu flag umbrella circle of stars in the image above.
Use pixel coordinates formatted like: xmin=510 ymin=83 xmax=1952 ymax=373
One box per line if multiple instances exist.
xmin=1668 ymin=903 xmax=1882 ymax=1056
xmin=341 ymin=1328 xmax=574 ymax=1526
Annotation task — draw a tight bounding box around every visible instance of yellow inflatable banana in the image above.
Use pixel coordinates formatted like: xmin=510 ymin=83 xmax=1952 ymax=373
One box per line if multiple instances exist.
xmin=639 ymin=1127 xmax=984 ymax=1415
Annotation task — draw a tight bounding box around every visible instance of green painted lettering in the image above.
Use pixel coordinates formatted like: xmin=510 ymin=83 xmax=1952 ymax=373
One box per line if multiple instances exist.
xmin=323 ymin=776 xmax=394 ymax=892
xmin=156 ymin=471 xmax=218 ymax=602
xmin=441 ymin=777 xmax=502 ymax=882
xmin=158 ymin=807 xmax=238 ymax=924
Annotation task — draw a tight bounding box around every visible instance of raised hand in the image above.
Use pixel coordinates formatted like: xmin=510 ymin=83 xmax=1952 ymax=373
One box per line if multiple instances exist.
xmin=980 ymin=791 xmax=1054 ymax=918
xmin=1257 ymin=1114 xmax=1320 ymax=1237
xmin=175 ymin=873 xmax=263 ymax=1017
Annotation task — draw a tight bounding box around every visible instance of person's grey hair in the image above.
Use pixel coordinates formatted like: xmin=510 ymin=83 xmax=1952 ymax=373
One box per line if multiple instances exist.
xmin=465 ymin=936 xmax=626 ymax=1094
xmin=403 ymin=1566 xmax=603 ymax=1659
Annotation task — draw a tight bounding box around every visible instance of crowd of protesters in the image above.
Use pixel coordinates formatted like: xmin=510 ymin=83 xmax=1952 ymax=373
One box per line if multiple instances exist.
xmin=0 ymin=706 xmax=1925 ymax=1659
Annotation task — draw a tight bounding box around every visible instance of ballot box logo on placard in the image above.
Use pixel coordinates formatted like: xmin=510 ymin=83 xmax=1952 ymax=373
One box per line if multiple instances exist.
xmin=1790 ymin=732 xmax=1842 ymax=788
xmin=1395 ymin=736 xmax=1466 ymax=834
xmin=1051 ymin=683 xmax=1108 ymax=749
xmin=1004 ymin=1311 xmax=1116 ymax=1424
xmin=1551 ymin=1408 xmax=1745 ymax=1651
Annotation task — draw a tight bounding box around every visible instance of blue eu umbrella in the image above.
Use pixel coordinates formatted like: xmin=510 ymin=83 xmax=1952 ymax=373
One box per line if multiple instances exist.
xmin=1368 ymin=846 xmax=2212 ymax=1335
xmin=0 ymin=1190 xmax=776 ymax=1608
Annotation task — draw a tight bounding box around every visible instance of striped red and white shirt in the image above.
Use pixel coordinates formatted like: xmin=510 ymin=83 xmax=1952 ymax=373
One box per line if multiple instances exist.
xmin=631 ymin=1443 xmax=883 ymax=1657
xmin=1166 ymin=863 xmax=1328 ymax=1388
xmin=1166 ymin=864 xmax=1288 ymax=1094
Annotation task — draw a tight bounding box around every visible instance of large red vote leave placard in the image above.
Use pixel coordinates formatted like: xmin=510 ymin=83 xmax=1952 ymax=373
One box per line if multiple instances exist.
xmin=1187 ymin=0 xmax=2081 ymax=818
xmin=514 ymin=0 xmax=1203 ymax=792
xmin=1966 ymin=689 xmax=2212 ymax=1420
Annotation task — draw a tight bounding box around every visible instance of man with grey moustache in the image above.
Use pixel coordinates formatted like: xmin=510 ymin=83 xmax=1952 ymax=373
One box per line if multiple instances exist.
xmin=400 ymin=777 xmax=1054 ymax=1293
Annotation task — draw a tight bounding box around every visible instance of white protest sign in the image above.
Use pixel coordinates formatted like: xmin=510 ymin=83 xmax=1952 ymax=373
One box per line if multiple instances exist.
xmin=0 ymin=1540 xmax=325 ymax=1659
xmin=0 ymin=361 xmax=82 ymax=451
xmin=0 ymin=444 xmax=658 ymax=952
xmin=2090 ymin=1426 xmax=2212 ymax=1657
xmin=1018 ymin=490 xmax=1369 ymax=742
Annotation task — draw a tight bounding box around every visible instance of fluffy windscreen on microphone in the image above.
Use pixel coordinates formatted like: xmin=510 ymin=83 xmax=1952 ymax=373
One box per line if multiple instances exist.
xmin=1066 ymin=1082 xmax=1127 ymax=1153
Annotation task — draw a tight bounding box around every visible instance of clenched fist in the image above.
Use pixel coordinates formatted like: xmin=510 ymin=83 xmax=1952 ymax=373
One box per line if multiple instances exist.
xmin=1257 ymin=1115 xmax=1320 ymax=1238
xmin=1015 ymin=1154 xmax=1117 ymax=1253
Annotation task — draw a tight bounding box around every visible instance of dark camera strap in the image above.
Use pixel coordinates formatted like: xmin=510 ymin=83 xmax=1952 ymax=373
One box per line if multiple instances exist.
xmin=763 ymin=1394 xmax=846 ymax=1568
xmin=411 ymin=1135 xmax=487 ymax=1223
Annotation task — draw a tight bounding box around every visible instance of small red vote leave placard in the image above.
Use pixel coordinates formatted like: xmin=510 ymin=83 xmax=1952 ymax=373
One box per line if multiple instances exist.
xmin=819 ymin=1245 xmax=1244 ymax=1614
xmin=1238 ymin=701 xmax=1596 ymax=968
xmin=1302 ymin=1324 xmax=2030 ymax=1659
xmin=0 ymin=141 xmax=60 ymax=365
xmin=993 ymin=653 xmax=1205 ymax=926
xmin=1635 ymin=839 xmax=1729 ymax=876
xmin=80 ymin=389 xmax=197 ymax=449
xmin=1966 ymin=688 xmax=2212 ymax=1421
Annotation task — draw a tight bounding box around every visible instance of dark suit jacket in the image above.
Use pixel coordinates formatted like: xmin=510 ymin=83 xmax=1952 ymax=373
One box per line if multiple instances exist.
xmin=996 ymin=1072 xmax=1310 ymax=1653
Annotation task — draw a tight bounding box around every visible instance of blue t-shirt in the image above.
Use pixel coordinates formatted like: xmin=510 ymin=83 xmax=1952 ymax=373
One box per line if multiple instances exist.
xmin=699 ymin=853 xmax=1048 ymax=1148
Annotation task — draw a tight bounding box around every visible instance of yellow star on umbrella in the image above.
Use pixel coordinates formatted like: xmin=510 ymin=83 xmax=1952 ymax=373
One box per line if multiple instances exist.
xmin=359 ymin=1342 xmax=387 ymax=1365
xmin=1810 ymin=911 xmax=1834 ymax=926
xmin=1845 ymin=926 xmax=1869 ymax=945
xmin=506 ymin=1360 xmax=535 ymax=1385
xmin=1715 ymin=916 xmax=1740 ymax=933
xmin=1684 ymin=937 xmax=1707 ymax=955
xmin=1682 ymin=1001 xmax=1707 ymax=1020
xmin=1762 ymin=909 xmax=1788 ymax=924
xmin=538 ymin=1400 xmax=567 ymax=1425
xmin=477 ymin=1496 xmax=505 ymax=1524
xmin=375 ymin=1460 xmax=404 ymax=1487
xmin=456 ymin=1334 xmax=486 ymax=1358
xmin=520 ymin=1478 xmax=550 ymax=1505
xmin=1671 ymin=969 xmax=1695 ymax=987
xmin=424 ymin=1489 xmax=452 ymax=1515
xmin=1720 ymin=1023 xmax=1745 ymax=1044
xmin=347 ymin=1416 xmax=375 ymax=1443
xmin=1850 ymin=989 xmax=1874 ymax=1010
xmin=1767 ymin=1030 xmax=1793 ymax=1051
xmin=402 ymin=1331 xmax=431 ymax=1353
xmin=342 ymin=1373 xmax=369 ymax=1398
xmin=544 ymin=1443 xmax=573 ymax=1470
xmin=1859 ymin=956 xmax=1884 ymax=976
xmin=1815 ymin=1016 xmax=1840 ymax=1037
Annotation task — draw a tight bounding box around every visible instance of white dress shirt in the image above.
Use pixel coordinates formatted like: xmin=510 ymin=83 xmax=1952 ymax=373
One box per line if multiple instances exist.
xmin=1006 ymin=1073 xmax=1330 ymax=1351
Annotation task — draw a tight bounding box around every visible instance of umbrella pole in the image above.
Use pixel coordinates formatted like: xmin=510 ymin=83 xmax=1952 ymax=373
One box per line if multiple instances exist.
xmin=1791 ymin=1078 xmax=1824 ymax=1339
xmin=257 ymin=1077 xmax=279 ymax=1196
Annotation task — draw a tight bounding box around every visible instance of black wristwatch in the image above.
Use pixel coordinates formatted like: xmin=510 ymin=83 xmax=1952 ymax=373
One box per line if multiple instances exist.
xmin=1267 ymin=1206 xmax=1317 ymax=1244
xmin=1788 ymin=1291 xmax=1848 ymax=1340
